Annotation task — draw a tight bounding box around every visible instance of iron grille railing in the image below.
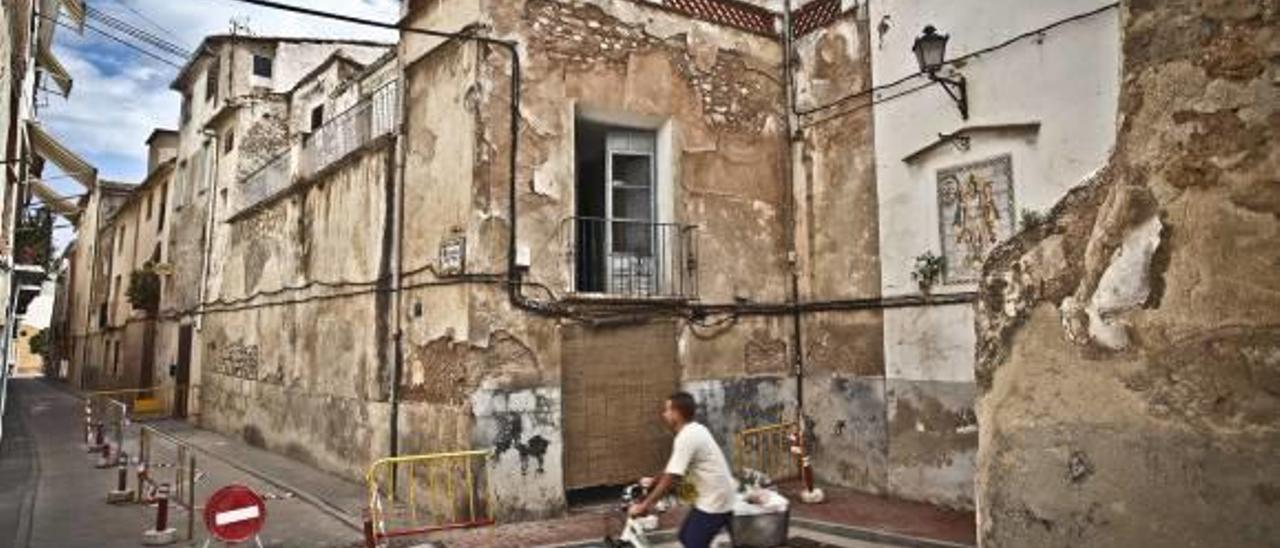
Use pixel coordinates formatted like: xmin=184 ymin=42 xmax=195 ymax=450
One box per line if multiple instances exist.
xmin=238 ymin=149 xmax=291 ymax=213
xmin=300 ymin=79 xmax=400 ymax=178
xmin=566 ymin=217 xmax=697 ymax=299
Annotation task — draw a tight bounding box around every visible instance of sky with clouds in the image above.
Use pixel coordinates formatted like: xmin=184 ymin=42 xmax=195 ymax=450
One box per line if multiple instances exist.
xmin=39 ymin=0 xmax=398 ymax=247
xmin=41 ymin=0 xmax=398 ymax=188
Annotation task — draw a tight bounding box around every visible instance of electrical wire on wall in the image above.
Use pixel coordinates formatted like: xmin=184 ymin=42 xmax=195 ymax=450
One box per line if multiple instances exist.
xmin=105 ymin=0 xmax=984 ymax=335
xmin=792 ymin=2 xmax=1120 ymax=122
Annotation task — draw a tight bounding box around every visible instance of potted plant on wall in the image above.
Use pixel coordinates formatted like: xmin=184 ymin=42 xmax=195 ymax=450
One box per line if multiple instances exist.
xmin=911 ymin=251 xmax=945 ymax=296
xmin=127 ymin=262 xmax=162 ymax=315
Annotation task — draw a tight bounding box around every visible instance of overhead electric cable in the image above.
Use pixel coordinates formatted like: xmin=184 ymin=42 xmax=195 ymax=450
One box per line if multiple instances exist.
xmin=38 ymin=12 xmax=184 ymax=69
xmin=105 ymin=0 xmax=191 ymax=48
xmin=86 ymin=6 xmax=191 ymax=58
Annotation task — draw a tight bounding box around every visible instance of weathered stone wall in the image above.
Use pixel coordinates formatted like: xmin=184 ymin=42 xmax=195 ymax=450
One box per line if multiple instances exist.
xmin=395 ymin=0 xmax=801 ymax=518
xmin=199 ymin=146 xmax=393 ymax=479
xmin=975 ymin=1 xmax=1279 ymax=546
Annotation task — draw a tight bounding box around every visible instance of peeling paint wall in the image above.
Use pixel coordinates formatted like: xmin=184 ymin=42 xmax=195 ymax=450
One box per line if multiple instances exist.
xmin=975 ymin=1 xmax=1280 ymax=546
xmin=394 ymin=0 xmax=808 ymax=518
xmin=198 ymin=144 xmax=393 ymax=479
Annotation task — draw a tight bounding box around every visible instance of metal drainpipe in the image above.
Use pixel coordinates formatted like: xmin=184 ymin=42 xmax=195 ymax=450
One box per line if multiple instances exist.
xmin=781 ymin=0 xmax=805 ymax=423
xmin=390 ymin=58 xmax=409 ymax=463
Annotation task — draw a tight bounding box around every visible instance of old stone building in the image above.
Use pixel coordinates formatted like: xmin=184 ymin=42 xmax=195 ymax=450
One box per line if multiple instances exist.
xmin=975 ymin=1 xmax=1279 ymax=546
xmin=67 ymin=132 xmax=175 ymax=390
xmin=152 ymin=35 xmax=391 ymax=418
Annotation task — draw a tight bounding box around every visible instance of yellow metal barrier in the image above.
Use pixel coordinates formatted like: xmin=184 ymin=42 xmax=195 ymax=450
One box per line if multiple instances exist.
xmin=364 ymin=450 xmax=495 ymax=547
xmin=735 ymin=422 xmax=800 ymax=481
xmin=86 ymin=385 xmax=176 ymax=421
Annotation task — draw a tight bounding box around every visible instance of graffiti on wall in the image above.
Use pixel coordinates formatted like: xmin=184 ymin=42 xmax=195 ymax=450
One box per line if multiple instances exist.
xmin=936 ymin=154 xmax=1015 ymax=282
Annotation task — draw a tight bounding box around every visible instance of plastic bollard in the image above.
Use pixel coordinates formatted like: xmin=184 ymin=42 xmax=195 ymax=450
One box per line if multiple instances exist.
xmin=141 ymin=483 xmax=177 ymax=545
xmin=96 ymin=439 xmax=113 ymax=468
xmin=107 ymin=452 xmax=135 ymax=503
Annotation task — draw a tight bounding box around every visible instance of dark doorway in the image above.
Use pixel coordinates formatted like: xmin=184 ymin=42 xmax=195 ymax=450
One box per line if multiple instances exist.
xmin=139 ymin=322 xmax=156 ymax=389
xmin=174 ymin=325 xmax=193 ymax=418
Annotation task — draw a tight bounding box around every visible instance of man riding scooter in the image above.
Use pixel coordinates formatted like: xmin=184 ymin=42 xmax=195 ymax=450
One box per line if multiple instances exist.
xmin=628 ymin=392 xmax=737 ymax=548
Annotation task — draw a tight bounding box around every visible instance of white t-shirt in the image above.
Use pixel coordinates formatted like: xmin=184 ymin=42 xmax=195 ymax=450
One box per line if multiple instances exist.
xmin=665 ymin=422 xmax=736 ymax=514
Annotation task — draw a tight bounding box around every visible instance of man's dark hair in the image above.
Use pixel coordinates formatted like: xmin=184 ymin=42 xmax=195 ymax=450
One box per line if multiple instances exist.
xmin=668 ymin=392 xmax=697 ymax=421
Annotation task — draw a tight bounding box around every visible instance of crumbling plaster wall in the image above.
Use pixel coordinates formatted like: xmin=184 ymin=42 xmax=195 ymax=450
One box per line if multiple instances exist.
xmin=975 ymin=1 xmax=1279 ymax=546
xmin=487 ymin=0 xmax=794 ymax=500
xmin=789 ymin=12 xmax=900 ymax=499
xmin=397 ymin=0 xmax=802 ymax=517
xmin=199 ymin=147 xmax=393 ymax=479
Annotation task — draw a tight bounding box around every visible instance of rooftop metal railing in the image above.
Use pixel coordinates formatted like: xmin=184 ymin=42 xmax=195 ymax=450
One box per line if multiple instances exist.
xmin=301 ymin=80 xmax=400 ymax=178
xmin=237 ymin=149 xmax=292 ymax=214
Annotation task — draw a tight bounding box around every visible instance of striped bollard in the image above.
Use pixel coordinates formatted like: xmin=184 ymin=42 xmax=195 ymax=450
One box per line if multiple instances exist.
xmin=141 ymin=483 xmax=177 ymax=545
xmin=107 ymin=451 xmax=135 ymax=503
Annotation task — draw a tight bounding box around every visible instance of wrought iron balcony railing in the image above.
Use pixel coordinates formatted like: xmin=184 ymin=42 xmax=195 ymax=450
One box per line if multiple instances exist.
xmin=566 ymin=216 xmax=697 ymax=299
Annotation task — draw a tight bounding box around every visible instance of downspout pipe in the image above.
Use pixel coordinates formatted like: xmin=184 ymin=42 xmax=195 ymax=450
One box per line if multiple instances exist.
xmin=781 ymin=0 xmax=805 ymax=429
xmin=389 ymin=57 xmax=408 ymax=463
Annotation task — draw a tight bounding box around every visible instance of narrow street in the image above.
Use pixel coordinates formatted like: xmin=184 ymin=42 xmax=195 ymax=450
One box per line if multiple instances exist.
xmin=0 ymin=378 xmax=973 ymax=547
xmin=2 ymin=0 xmax=1274 ymax=547
xmin=0 ymin=379 xmax=357 ymax=547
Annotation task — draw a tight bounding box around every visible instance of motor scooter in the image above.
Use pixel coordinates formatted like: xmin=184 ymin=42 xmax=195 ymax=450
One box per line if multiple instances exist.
xmin=604 ymin=482 xmax=664 ymax=548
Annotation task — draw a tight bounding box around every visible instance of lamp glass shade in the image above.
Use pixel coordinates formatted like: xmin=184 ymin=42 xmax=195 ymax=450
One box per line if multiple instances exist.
xmin=912 ymin=26 xmax=948 ymax=73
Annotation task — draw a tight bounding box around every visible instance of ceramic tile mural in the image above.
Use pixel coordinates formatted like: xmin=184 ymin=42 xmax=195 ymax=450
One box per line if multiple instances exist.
xmin=936 ymin=155 xmax=1015 ymax=282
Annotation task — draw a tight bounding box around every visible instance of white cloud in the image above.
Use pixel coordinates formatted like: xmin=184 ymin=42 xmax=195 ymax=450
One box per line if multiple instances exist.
xmin=40 ymin=0 xmax=400 ymax=181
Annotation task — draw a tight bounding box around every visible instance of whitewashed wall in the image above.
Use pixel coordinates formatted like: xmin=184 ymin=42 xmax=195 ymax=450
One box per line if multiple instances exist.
xmin=866 ymin=0 xmax=1119 ymax=507
xmin=870 ymin=0 xmax=1119 ymax=378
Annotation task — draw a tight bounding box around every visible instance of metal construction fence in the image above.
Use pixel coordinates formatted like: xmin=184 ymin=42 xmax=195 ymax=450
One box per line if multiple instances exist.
xmin=735 ymin=422 xmax=800 ymax=482
xmin=81 ymin=390 xmax=200 ymax=542
xmin=363 ymin=449 xmax=495 ymax=547
xmin=136 ymin=425 xmax=200 ymax=541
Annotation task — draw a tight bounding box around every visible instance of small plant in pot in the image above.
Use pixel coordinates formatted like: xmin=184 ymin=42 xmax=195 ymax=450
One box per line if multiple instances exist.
xmin=911 ymin=251 xmax=945 ymax=296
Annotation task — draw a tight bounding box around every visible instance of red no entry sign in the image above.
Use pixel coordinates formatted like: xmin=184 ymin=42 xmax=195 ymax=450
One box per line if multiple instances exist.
xmin=204 ymin=484 xmax=267 ymax=542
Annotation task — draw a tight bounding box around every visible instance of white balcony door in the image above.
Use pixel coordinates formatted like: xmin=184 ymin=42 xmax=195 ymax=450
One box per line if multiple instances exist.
xmin=604 ymin=131 xmax=657 ymax=294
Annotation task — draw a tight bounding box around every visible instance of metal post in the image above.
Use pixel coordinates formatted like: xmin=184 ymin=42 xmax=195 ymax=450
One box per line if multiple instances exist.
xmin=186 ymin=454 xmax=195 ymax=541
xmin=97 ymin=436 xmax=112 ymax=468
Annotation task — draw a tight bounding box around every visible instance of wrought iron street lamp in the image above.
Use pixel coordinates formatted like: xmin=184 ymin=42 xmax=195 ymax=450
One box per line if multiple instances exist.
xmin=912 ymin=25 xmax=968 ymax=119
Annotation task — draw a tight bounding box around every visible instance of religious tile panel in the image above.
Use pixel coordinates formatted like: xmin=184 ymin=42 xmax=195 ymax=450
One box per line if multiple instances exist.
xmin=936 ymin=154 xmax=1015 ymax=283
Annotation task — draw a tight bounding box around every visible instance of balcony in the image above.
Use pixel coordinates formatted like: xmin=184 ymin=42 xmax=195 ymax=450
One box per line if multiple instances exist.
xmin=236 ymin=149 xmax=292 ymax=215
xmin=300 ymin=79 xmax=400 ymax=178
xmin=566 ymin=217 xmax=698 ymax=299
